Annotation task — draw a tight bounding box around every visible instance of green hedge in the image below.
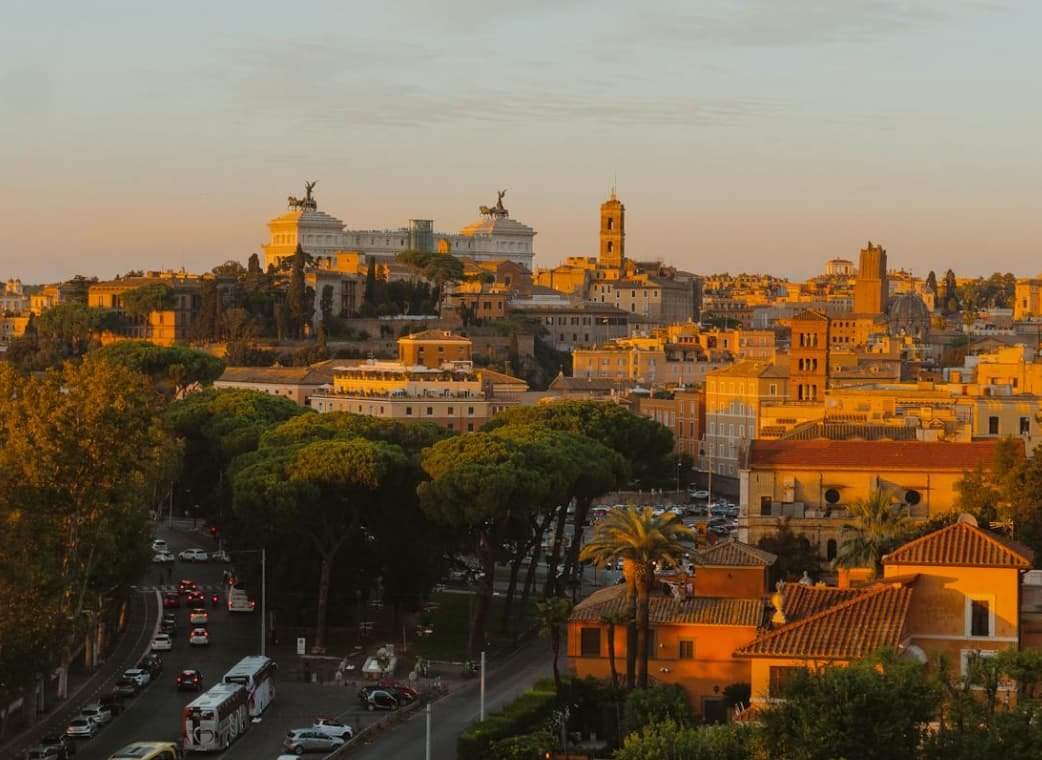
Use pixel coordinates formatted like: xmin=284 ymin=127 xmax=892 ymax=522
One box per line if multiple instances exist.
xmin=458 ymin=679 xmax=558 ymax=760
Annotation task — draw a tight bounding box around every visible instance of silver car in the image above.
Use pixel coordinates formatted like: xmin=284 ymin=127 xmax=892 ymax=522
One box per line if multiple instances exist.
xmin=80 ymin=702 xmax=113 ymax=725
xmin=65 ymin=716 xmax=97 ymax=738
xmin=284 ymin=728 xmax=345 ymax=754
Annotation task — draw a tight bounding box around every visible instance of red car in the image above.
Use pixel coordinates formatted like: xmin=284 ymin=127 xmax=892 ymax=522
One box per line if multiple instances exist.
xmin=376 ymin=679 xmax=417 ymax=704
xmin=176 ymin=669 xmax=203 ymax=691
xmin=178 ymin=579 xmax=198 ymax=595
xmin=186 ymin=591 xmax=206 ymax=606
xmin=162 ymin=592 xmax=180 ymax=609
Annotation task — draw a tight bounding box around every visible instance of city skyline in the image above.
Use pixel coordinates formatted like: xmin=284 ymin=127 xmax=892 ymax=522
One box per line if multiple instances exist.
xmin=2 ymin=1 xmax=1041 ymax=283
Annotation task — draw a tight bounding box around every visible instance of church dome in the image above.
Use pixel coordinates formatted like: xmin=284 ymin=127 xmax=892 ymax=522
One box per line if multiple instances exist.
xmin=887 ymin=293 xmax=930 ymax=339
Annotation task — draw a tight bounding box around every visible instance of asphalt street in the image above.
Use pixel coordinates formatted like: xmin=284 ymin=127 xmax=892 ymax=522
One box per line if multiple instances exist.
xmin=348 ymin=633 xmax=552 ymax=760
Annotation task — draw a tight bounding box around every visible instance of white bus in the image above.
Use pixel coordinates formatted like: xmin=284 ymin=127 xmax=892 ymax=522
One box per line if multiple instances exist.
xmin=181 ymin=683 xmax=248 ymax=752
xmin=222 ymin=655 xmax=277 ymax=717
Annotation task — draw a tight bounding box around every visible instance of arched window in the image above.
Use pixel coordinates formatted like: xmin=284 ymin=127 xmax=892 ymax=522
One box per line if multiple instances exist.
xmin=607 ymin=241 xmax=614 ymax=254
xmin=827 ymin=539 xmax=837 ymax=561
xmin=607 ymin=218 xmax=614 ymax=231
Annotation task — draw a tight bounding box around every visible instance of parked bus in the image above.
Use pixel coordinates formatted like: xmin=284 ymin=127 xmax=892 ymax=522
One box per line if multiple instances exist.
xmin=108 ymin=743 xmax=182 ymax=760
xmin=226 ymin=585 xmax=255 ymax=613
xmin=222 ymin=655 xmax=277 ymax=717
xmin=181 ymin=683 xmax=249 ymax=752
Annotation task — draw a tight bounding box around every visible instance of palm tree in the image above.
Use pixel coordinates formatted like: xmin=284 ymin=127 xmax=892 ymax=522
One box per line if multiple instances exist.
xmin=537 ymin=596 xmax=573 ymax=693
xmin=580 ymin=507 xmax=694 ymax=688
xmin=600 ymin=610 xmax=630 ymax=689
xmin=834 ymin=490 xmax=913 ymax=576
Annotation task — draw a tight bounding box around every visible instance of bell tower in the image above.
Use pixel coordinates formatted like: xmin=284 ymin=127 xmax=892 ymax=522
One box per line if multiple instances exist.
xmin=599 ymin=189 xmax=625 ymax=268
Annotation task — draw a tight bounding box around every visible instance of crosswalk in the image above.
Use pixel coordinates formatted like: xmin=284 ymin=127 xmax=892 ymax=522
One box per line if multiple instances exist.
xmin=133 ymin=583 xmax=227 ymax=594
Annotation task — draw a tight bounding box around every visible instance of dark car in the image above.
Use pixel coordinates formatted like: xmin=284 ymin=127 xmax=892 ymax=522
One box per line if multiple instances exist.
xmin=98 ymin=693 xmax=124 ymax=716
xmin=176 ymin=669 xmax=203 ymax=691
xmin=162 ymin=592 xmax=180 ymax=609
xmin=185 ymin=591 xmax=206 ymax=606
xmin=25 ymin=746 xmax=63 ymax=760
xmin=376 ymin=680 xmax=417 ymax=704
xmin=138 ymin=653 xmax=163 ymax=677
xmin=113 ymin=677 xmax=138 ymax=698
xmin=160 ymin=615 xmax=176 ymax=635
xmin=36 ymin=735 xmax=75 ymax=759
xmin=177 ymin=579 xmax=198 ymax=594
xmin=358 ymin=687 xmax=398 ymax=711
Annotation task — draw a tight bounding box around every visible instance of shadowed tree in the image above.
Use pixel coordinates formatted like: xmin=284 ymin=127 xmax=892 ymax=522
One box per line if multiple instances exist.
xmin=581 ymin=508 xmax=693 ymax=687
xmin=536 ymin=596 xmax=573 ymax=693
xmin=833 ymin=490 xmax=913 ymax=576
xmin=600 ymin=609 xmax=630 ymax=689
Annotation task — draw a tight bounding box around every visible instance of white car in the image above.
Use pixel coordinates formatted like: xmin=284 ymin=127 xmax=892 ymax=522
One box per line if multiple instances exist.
xmin=188 ymin=609 xmax=209 ymax=625
xmin=689 ymin=489 xmax=710 ymax=500
xmin=150 ymin=633 xmax=173 ymax=651
xmin=65 ymin=717 xmax=97 ymax=738
xmin=151 ymin=539 xmax=168 ymax=553
xmin=211 ymin=549 xmax=231 ymax=562
xmin=312 ymin=717 xmax=354 ymax=740
xmin=178 ymin=548 xmax=209 ymax=562
xmin=80 ymin=703 xmax=113 ymax=726
xmin=189 ymin=628 xmax=209 ymax=646
xmin=122 ymin=668 xmax=151 ymax=687
xmin=152 ymin=551 xmax=175 ymax=564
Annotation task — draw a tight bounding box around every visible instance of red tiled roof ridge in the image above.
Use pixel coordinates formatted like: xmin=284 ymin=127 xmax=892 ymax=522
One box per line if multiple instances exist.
xmin=734 ymin=584 xmax=911 ymax=658
xmin=882 ymin=519 xmax=1033 ymax=568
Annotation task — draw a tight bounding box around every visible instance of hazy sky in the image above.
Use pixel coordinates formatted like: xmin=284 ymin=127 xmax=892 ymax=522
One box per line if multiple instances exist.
xmin=2 ymin=1 xmax=1040 ymax=284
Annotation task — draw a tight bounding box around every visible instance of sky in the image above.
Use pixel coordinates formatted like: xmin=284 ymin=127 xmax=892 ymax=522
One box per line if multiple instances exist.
xmin=1 ymin=0 xmax=1040 ymax=284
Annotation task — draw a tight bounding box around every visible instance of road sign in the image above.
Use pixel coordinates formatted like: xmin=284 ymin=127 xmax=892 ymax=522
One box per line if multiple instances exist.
xmin=296 ymin=637 xmax=306 ymax=656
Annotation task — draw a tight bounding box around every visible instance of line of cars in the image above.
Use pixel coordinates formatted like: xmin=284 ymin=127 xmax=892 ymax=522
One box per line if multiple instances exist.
xmin=151 ymin=538 xmax=231 ymax=565
xmin=157 ymin=579 xmax=217 ymax=649
xmin=23 ymin=655 xmax=165 ymax=757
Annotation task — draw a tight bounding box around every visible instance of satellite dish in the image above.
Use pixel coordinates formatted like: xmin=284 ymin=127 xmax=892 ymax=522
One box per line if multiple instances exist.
xmin=957 ymin=513 xmax=979 ymax=527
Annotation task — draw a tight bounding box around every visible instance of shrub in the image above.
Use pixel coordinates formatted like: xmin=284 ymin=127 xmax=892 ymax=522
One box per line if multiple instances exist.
xmin=623 ymin=684 xmax=693 ymax=735
xmin=458 ymin=680 xmax=557 ymax=760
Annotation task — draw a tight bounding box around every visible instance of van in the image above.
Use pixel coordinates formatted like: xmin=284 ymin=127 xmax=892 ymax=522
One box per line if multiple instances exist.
xmin=227 ymin=587 xmax=255 ymax=613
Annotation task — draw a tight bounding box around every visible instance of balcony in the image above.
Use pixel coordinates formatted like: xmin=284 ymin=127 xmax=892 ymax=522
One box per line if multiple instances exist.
xmin=750 ymin=501 xmax=930 ymax=520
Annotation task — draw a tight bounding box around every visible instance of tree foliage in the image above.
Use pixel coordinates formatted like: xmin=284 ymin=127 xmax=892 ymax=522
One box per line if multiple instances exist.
xmin=91 ymin=340 xmax=225 ymax=396
xmin=121 ymin=282 xmax=174 ymax=317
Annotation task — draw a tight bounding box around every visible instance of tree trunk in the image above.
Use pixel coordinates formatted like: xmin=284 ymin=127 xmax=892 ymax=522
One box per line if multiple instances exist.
xmin=562 ymin=496 xmax=593 ymax=592
xmin=545 ymin=503 xmax=570 ymax=597
xmin=606 ymin=623 xmax=618 ymax=689
xmin=314 ymin=554 xmax=332 ymax=653
xmin=551 ymin=630 xmax=561 ymax=693
xmin=636 ymin=563 xmax=654 ymax=688
xmin=501 ymin=532 xmax=533 ymax=631
xmin=623 ymin=560 xmax=638 ymax=690
xmin=517 ymin=516 xmax=549 ymax=627
xmin=468 ymin=531 xmax=497 ymax=657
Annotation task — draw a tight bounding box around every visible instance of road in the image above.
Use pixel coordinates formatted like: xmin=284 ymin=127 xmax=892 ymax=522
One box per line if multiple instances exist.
xmin=349 ymin=634 xmax=552 ymax=760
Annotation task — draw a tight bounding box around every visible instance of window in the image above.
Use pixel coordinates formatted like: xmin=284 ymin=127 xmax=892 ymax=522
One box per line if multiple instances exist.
xmin=447 ymin=407 xmax=453 ymax=415
xmin=580 ymin=627 xmax=601 ymax=656
xmin=989 ymin=416 xmax=1000 ymax=435
xmin=969 ymin=598 xmax=992 ymax=637
xmin=467 ymin=423 xmax=474 ymax=432
xmin=607 ymin=241 xmax=614 ymax=253
xmin=607 ymin=217 xmax=614 ymax=231
xmin=427 ymin=407 xmax=433 ymax=416
xmin=769 ymin=666 xmax=800 ymax=698
xmin=406 ymin=407 xmax=413 ymax=416
xmin=679 ymin=640 xmax=694 ymax=659
xmin=826 ymin=539 xmax=837 ymax=561
xmin=468 ymin=407 xmax=475 ymax=415
xmin=1021 ymin=417 xmax=1031 ymax=435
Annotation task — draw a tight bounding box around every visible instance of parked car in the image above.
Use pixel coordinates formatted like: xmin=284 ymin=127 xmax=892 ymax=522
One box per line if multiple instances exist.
xmin=38 ymin=734 xmax=76 ymax=758
xmin=152 ymin=551 xmax=175 ymax=564
xmin=311 ymin=717 xmax=354 ymax=740
xmin=176 ymin=669 xmax=203 ymax=691
xmin=79 ymin=703 xmax=112 ymax=726
xmin=160 ymin=614 xmax=177 ymax=635
xmin=358 ymin=688 xmax=399 ymax=711
xmin=688 ymin=489 xmax=710 ymax=500
xmin=283 ymin=728 xmax=345 ymax=754
xmin=189 ymin=628 xmax=209 ymax=646
xmin=25 ymin=745 xmax=65 ymax=760
xmin=122 ymin=668 xmax=151 ymax=687
xmin=211 ymin=549 xmax=231 ymax=562
xmin=151 ymin=539 xmax=168 ymax=553
xmin=178 ymin=548 xmax=209 ymax=562
xmin=177 ymin=579 xmax=198 ymax=594
xmin=375 ymin=681 xmax=417 ymax=704
xmin=188 ymin=608 xmax=209 ymax=625
xmin=112 ymin=678 xmax=138 ymax=698
xmin=150 ymin=633 xmax=173 ymax=652
xmin=98 ymin=692 xmax=125 ymax=715
xmin=138 ymin=653 xmax=163 ymax=677
xmin=64 ymin=717 xmax=97 ymax=739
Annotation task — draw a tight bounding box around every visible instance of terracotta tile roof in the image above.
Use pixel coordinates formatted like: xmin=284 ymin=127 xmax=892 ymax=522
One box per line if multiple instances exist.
xmin=734 ymin=585 xmax=911 ymax=660
xmin=694 ymin=540 xmax=777 ymax=568
xmin=570 ymin=585 xmax=764 ymax=628
xmin=748 ymin=439 xmax=1015 ymax=471
xmin=781 ymin=583 xmax=863 ymax=622
xmin=883 ymin=519 xmax=1033 ymax=569
xmin=398 ymin=329 xmax=470 ymax=342
xmin=709 ymin=360 xmax=789 ymax=379
xmin=217 ymin=363 xmax=335 ymax=386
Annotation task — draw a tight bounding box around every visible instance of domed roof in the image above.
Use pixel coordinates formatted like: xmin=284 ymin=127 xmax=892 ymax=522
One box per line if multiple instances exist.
xmin=887 ymin=293 xmax=930 ymax=322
